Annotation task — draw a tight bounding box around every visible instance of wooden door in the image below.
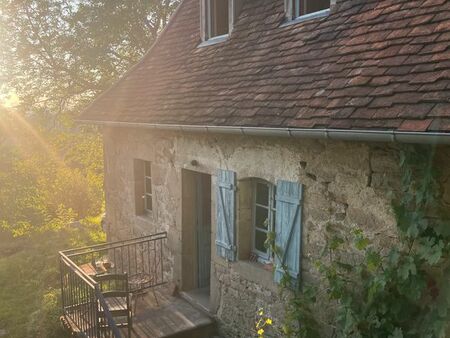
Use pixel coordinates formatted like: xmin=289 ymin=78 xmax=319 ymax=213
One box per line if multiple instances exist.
xmin=196 ymin=174 xmax=211 ymax=289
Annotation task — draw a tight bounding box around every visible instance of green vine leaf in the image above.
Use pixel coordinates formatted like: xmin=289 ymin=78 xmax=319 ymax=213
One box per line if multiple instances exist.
xmin=330 ymin=236 xmax=345 ymax=250
xmin=366 ymin=250 xmax=382 ymax=272
xmin=398 ymin=257 xmax=417 ymax=280
xmin=417 ymin=238 xmax=444 ymax=265
xmin=388 ymin=249 xmax=400 ymax=266
xmin=269 ymin=145 xmax=450 ymax=338
xmin=355 ymin=237 xmax=370 ymax=251
xmin=389 ymin=327 xmax=403 ymax=338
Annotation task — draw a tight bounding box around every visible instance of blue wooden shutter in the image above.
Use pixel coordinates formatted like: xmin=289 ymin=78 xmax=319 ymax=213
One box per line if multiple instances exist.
xmin=215 ymin=169 xmax=236 ymax=261
xmin=274 ymin=180 xmax=303 ymax=284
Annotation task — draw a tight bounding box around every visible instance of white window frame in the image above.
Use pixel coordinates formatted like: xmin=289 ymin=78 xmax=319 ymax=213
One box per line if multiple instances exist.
xmin=284 ymin=0 xmax=331 ymax=24
xmin=144 ymin=161 xmax=153 ymax=214
xmin=252 ymin=179 xmax=276 ymax=263
xmin=199 ymin=0 xmax=242 ymax=46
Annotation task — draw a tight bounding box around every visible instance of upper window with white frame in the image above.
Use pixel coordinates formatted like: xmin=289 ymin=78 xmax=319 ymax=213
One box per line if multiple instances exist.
xmin=252 ymin=179 xmax=276 ymax=263
xmin=200 ymin=0 xmax=243 ymax=44
xmin=285 ymin=0 xmax=331 ymax=21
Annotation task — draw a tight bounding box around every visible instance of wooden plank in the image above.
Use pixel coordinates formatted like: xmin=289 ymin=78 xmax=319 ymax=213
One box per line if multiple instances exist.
xmin=79 ymin=262 xmax=107 ymax=276
xmin=123 ymin=285 xmax=215 ymax=338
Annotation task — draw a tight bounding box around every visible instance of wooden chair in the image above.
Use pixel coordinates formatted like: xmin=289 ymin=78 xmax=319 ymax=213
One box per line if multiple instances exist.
xmin=96 ymin=273 xmax=132 ymax=337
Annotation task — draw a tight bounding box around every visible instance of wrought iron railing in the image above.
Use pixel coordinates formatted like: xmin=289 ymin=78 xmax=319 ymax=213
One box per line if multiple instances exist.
xmin=59 ymin=232 xmax=168 ymax=337
xmin=60 ymin=253 xmax=122 ymax=337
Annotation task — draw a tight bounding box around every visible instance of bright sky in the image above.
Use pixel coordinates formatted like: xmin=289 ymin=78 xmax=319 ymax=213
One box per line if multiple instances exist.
xmin=0 ymin=91 xmax=19 ymax=108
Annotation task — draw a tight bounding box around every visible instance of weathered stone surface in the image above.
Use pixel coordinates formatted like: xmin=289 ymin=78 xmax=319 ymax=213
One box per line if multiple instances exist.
xmin=102 ymin=127 xmax=450 ymax=337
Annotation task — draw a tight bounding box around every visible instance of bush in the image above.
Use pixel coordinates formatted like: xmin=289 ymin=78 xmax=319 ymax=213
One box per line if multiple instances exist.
xmin=0 ymin=224 xmax=104 ymax=338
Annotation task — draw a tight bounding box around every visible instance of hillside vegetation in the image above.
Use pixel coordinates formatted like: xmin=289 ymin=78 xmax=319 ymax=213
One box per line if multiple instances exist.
xmin=0 ymin=108 xmax=105 ymax=337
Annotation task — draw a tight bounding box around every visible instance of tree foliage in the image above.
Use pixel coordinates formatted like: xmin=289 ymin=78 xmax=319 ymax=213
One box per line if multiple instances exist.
xmin=0 ymin=1 xmax=179 ymax=336
xmin=0 ymin=0 xmax=179 ymax=122
xmin=0 ymin=106 xmax=104 ymax=235
xmin=0 ymin=0 xmax=180 ymax=230
xmin=0 ymin=219 xmax=105 ymax=338
xmin=0 ymin=104 xmax=106 ymax=337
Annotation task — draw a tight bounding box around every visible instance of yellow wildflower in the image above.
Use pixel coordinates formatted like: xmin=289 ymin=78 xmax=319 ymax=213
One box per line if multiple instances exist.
xmin=257 ymin=328 xmax=265 ymax=336
xmin=265 ymin=318 xmax=273 ymax=325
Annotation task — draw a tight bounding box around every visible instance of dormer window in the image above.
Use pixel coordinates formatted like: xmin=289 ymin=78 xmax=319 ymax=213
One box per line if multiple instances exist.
xmin=200 ymin=0 xmax=243 ymax=46
xmin=285 ymin=0 xmax=331 ymax=22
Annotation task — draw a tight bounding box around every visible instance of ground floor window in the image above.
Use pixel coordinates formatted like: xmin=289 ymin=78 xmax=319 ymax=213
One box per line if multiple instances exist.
xmin=134 ymin=159 xmax=153 ymax=216
xmin=252 ymin=179 xmax=276 ymax=263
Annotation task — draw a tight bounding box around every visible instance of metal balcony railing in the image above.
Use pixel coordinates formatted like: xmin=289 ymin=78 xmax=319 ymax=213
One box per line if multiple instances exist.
xmin=59 ymin=232 xmax=168 ymax=337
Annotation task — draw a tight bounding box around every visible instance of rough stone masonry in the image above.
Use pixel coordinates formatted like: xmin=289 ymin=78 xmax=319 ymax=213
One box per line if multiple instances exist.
xmin=102 ymin=127 xmax=450 ymax=337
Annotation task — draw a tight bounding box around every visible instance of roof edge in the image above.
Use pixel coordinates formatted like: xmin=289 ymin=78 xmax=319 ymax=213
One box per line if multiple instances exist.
xmin=78 ymin=119 xmax=450 ymax=145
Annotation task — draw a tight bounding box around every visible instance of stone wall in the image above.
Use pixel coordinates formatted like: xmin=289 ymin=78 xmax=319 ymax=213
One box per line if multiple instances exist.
xmin=102 ymin=127 xmax=450 ymax=337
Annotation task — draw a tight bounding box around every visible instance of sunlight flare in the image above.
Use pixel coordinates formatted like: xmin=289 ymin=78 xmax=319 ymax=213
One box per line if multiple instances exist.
xmin=0 ymin=107 xmax=66 ymax=168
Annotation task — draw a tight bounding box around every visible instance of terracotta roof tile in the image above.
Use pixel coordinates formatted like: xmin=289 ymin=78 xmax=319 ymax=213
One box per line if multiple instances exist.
xmin=430 ymin=103 xmax=450 ymax=117
xmin=399 ymin=119 xmax=433 ymax=131
xmin=429 ymin=118 xmax=450 ymax=131
xmin=81 ymin=0 xmax=450 ymax=134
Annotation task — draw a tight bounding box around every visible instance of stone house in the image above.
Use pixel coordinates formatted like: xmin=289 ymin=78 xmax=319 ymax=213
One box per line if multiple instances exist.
xmin=80 ymin=0 xmax=450 ymax=336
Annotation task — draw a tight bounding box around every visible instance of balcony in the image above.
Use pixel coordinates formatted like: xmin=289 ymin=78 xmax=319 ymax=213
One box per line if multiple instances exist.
xmin=59 ymin=232 xmax=215 ymax=338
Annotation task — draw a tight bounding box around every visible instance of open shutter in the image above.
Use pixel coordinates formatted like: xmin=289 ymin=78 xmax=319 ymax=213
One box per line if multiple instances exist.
xmin=274 ymin=180 xmax=303 ymax=284
xmin=215 ymin=169 xmax=237 ymax=261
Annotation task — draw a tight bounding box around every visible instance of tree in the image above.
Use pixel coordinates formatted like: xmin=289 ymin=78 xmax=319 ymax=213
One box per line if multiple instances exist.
xmin=0 ymin=0 xmax=179 ymax=124
xmin=0 ymin=106 xmax=104 ymax=235
xmin=0 ymin=2 xmax=179 ymax=336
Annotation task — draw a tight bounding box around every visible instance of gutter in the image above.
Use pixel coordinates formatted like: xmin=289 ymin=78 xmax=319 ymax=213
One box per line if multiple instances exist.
xmin=78 ymin=120 xmax=450 ymax=145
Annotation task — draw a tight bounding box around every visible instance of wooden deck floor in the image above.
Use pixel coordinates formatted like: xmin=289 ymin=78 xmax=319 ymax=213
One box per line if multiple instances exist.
xmin=124 ymin=285 xmax=215 ymax=338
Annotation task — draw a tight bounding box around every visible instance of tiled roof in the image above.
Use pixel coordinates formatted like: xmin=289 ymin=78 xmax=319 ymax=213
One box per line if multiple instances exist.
xmin=80 ymin=0 xmax=450 ymax=133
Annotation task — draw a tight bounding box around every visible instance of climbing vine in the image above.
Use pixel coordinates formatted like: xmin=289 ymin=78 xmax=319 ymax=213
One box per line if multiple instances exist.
xmin=267 ymin=145 xmax=450 ymax=338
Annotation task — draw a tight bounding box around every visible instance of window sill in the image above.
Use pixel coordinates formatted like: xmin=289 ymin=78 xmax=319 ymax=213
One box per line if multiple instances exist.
xmin=253 ymin=260 xmax=273 ymax=272
xmin=135 ymin=213 xmax=154 ymax=224
xmin=134 ymin=214 xmax=156 ymax=236
xmin=230 ymin=260 xmax=277 ymax=291
xmin=280 ymin=8 xmax=330 ymax=27
xmin=198 ymin=34 xmax=229 ymax=48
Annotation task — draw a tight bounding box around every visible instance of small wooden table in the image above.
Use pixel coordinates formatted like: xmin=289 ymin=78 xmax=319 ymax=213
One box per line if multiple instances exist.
xmin=79 ymin=262 xmax=108 ymax=277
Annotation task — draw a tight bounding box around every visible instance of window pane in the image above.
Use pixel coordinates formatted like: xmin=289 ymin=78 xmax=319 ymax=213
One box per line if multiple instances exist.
xmin=256 ymin=182 xmax=269 ymax=206
xmin=273 ymin=186 xmax=277 ymax=209
xmin=145 ymin=194 xmax=152 ymax=211
xmin=293 ymin=0 xmax=299 ymax=18
xmin=145 ymin=177 xmax=152 ymax=194
xmin=255 ymin=206 xmax=269 ymax=230
xmin=272 ymin=210 xmax=276 ymax=231
xmin=302 ymin=0 xmax=330 ymax=16
xmin=255 ymin=230 xmax=268 ymax=253
xmin=210 ymin=0 xmax=229 ymax=37
xmin=145 ymin=161 xmax=151 ymax=177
